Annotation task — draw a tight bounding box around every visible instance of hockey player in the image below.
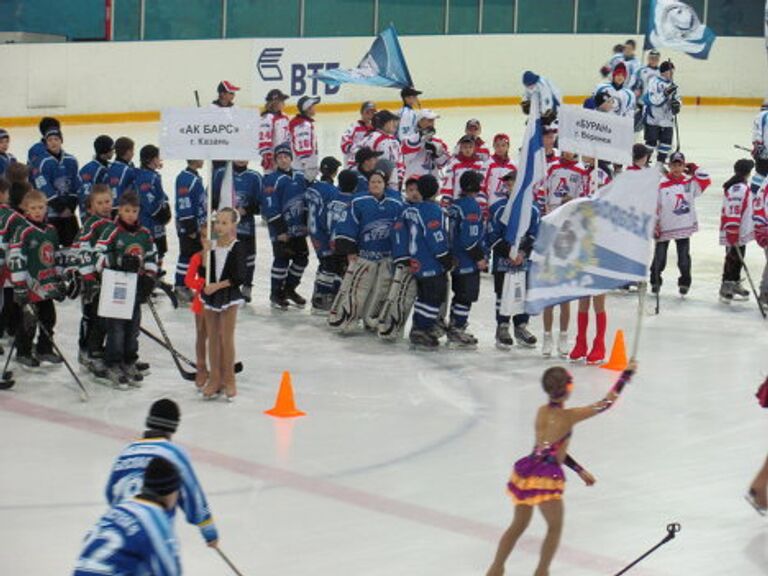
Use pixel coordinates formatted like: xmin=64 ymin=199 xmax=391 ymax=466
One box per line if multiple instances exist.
xmin=262 ymin=144 xmax=309 ymax=310
xmin=95 ymin=191 xmax=158 ymax=387
xmin=635 ymin=49 xmax=661 ymax=96
xmin=174 ymin=160 xmax=207 ymax=302
xmin=212 ymin=160 xmax=262 ymax=303
xmin=32 ymin=126 xmax=80 ymax=248
xmin=401 ymin=109 xmax=450 ymax=182
xmin=259 ymin=88 xmax=290 ymax=173
xmin=454 ymin=119 xmax=490 ymax=162
xmin=650 ymin=152 xmax=711 ymax=295
xmin=290 ymin=95 xmax=320 ymax=181
xmin=213 ymin=80 xmax=239 ymax=108
xmin=360 ymin=110 xmax=404 ymax=190
xmin=305 ymin=156 xmax=343 ymax=313
xmin=750 ymin=104 xmax=768 ymax=195
xmin=599 ymin=43 xmax=627 ymax=78
xmin=446 ymin=171 xmax=487 ymax=348
xmin=352 ymin=147 xmax=384 ymax=193
xmin=487 ymin=170 xmax=540 ymax=350
xmin=108 ymin=137 xmax=137 ymax=208
xmin=521 ymin=71 xmax=562 ymax=125
xmin=329 ymin=169 xmax=403 ymax=333
xmin=627 ymin=143 xmax=652 ymax=170
xmin=78 ymin=135 xmax=114 ymax=215
xmin=643 ymin=61 xmax=680 ymax=163
xmin=397 ymin=86 xmax=422 ymax=142
xmin=441 ymin=135 xmax=485 ymax=206
xmin=74 ymin=457 xmax=182 ymax=576
xmin=594 ymin=63 xmax=636 ymax=120
xmin=0 ymin=129 xmax=16 ymax=178
xmin=341 ymin=101 xmax=376 ymax=168
xmin=135 ymin=145 xmax=171 ymax=271
xmin=719 ymin=159 xmax=755 ymax=302
xmin=543 ymin=125 xmax=559 ymax=166
xmin=482 ymin=133 xmax=518 ymax=211
xmin=73 ymin=184 xmax=115 ymax=375
xmin=9 ymin=189 xmax=66 ymax=367
xmin=619 ymin=39 xmax=641 ymax=93
xmin=403 ymin=175 xmax=452 ymax=348
xmin=26 ymin=116 xmax=60 ymax=168
xmin=754 ymin=177 xmax=768 ymax=305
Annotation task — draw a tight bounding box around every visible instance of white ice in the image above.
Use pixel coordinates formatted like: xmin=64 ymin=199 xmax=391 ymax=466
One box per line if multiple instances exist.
xmin=0 ymin=106 xmax=767 ymax=576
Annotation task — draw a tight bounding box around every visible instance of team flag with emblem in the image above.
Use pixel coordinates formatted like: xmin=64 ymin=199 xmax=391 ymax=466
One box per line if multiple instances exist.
xmin=645 ymin=0 xmax=716 ymax=60
xmin=525 ymin=169 xmax=661 ymax=315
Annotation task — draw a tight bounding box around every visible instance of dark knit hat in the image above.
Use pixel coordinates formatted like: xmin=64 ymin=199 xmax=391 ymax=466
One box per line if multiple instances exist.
xmin=146 ymin=398 xmax=180 ymax=433
xmin=459 ymin=170 xmax=482 ymax=193
xmin=143 ymin=457 xmax=181 ymax=496
xmin=94 ymin=135 xmax=114 ymax=155
xmin=274 ymin=143 xmax=293 ymax=159
xmin=320 ymin=156 xmax=342 ymax=176
xmin=659 ymin=60 xmax=675 ymax=74
xmin=337 ymin=169 xmax=358 ymax=193
xmin=38 ymin=116 xmax=60 ymax=137
xmin=417 ymin=174 xmax=439 ymax=199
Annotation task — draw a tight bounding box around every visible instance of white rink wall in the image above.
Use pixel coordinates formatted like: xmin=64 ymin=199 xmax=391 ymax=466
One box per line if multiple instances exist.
xmin=0 ymin=34 xmax=764 ymax=119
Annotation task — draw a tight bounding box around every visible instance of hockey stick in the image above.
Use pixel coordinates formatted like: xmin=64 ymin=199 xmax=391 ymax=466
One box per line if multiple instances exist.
xmin=734 ymin=144 xmax=753 ymax=153
xmin=139 ymin=326 xmax=243 ymax=373
xmin=630 ymin=282 xmax=648 ymax=360
xmin=734 ymin=247 xmax=767 ymax=319
xmin=673 ymin=115 xmax=681 ymax=153
xmin=0 ymin=336 xmax=16 ymax=389
xmin=613 ymin=523 xmax=681 ymax=575
xmin=26 ymin=306 xmax=89 ymax=401
xmin=194 ymin=90 xmax=201 ymax=108
xmin=145 ymin=299 xmax=197 ymax=381
xmin=215 ymin=548 xmax=245 ymax=576
xmin=155 ymin=280 xmax=179 ymax=309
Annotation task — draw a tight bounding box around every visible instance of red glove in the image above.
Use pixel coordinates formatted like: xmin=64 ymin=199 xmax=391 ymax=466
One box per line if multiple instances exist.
xmin=599 ymin=65 xmax=611 ymax=78
xmin=685 ymin=162 xmax=699 ymax=175
xmin=755 ymin=227 xmax=768 ymax=248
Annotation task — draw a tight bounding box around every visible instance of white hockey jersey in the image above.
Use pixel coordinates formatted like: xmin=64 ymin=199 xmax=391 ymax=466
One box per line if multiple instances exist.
xmin=522 ymin=76 xmax=562 ymax=118
xmin=360 ymin=129 xmax=404 ymax=189
xmin=719 ymin=181 xmax=754 ymax=246
xmin=340 ymin=120 xmax=373 ymax=168
xmin=594 ymin=82 xmax=637 ymax=119
xmin=643 ymin=75 xmax=680 ymax=128
xmin=397 ymin=105 xmax=418 ymax=142
xmin=636 ymin=65 xmax=661 ymax=96
xmin=656 ymin=168 xmax=711 ymax=241
xmin=752 ymin=110 xmax=768 ymax=147
xmin=289 ymin=115 xmax=319 ymax=181
xmin=440 ymin=155 xmax=485 ymax=206
xmin=258 ymin=112 xmax=290 ymax=173
xmin=754 ymin=180 xmax=768 ymax=247
xmin=401 ymin=133 xmax=450 ymax=182
xmin=537 ymin=159 xmax=588 ymax=213
xmin=482 ymin=155 xmax=518 ymax=209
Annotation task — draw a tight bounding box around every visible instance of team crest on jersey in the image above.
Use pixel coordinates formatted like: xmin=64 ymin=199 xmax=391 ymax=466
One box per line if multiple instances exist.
xmin=539 ymin=205 xmax=596 ymax=283
xmin=82 ymin=173 xmax=92 ymax=182
xmin=178 ymin=186 xmax=189 ymax=196
xmin=673 ymin=194 xmax=690 ymax=215
xmin=38 ymin=241 xmax=55 ymax=266
xmin=140 ymin=183 xmax=151 ymax=192
xmin=428 ymin=220 xmax=441 ymax=230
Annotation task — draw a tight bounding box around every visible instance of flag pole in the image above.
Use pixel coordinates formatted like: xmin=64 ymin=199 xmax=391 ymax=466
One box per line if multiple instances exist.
xmin=631 ymin=281 xmax=647 ymax=361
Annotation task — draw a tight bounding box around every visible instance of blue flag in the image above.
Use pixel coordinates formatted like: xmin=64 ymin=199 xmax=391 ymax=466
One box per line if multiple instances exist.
xmin=645 ymin=0 xmax=716 ymax=60
xmin=312 ymin=25 xmax=413 ymax=89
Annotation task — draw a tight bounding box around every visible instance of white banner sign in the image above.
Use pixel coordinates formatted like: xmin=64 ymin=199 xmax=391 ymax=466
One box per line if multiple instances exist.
xmin=558 ymin=105 xmax=634 ymax=165
xmin=159 ymin=107 xmax=259 ymax=160
xmin=98 ymin=269 xmax=138 ymax=320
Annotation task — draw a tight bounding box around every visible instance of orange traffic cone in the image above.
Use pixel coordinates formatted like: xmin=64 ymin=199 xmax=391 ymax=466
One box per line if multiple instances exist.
xmin=265 ymin=371 xmax=306 ymax=418
xmin=600 ymin=330 xmax=628 ymax=371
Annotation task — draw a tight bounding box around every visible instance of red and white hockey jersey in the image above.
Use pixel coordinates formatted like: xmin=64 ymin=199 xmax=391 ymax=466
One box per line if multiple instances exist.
xmin=401 ymin=133 xmax=450 ymax=182
xmin=359 ymin=129 xmax=404 ymax=189
xmin=340 ymin=120 xmax=373 ymax=168
xmin=440 ymin=154 xmax=486 ymax=206
xmin=719 ymin=181 xmax=754 ymax=246
xmin=453 ymin=137 xmax=490 ymax=163
xmin=656 ymin=168 xmax=711 ymax=241
xmin=482 ymin=154 xmax=518 ymax=209
xmin=290 ymin=114 xmax=319 ymax=181
xmin=752 ymin=180 xmax=768 ymax=248
xmin=582 ymin=164 xmax=612 ymax=198
xmin=537 ymin=158 xmax=588 ymax=213
xmin=259 ymin=111 xmax=290 ymax=173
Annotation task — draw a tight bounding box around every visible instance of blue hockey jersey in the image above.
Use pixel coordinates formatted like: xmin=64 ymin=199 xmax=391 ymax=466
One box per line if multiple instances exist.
xmin=27 ymin=140 xmax=48 ymax=169
xmin=33 ymin=151 xmax=81 ymax=218
xmin=78 ymin=159 xmax=111 ymax=214
xmin=105 ymin=437 xmax=218 ymax=544
xmin=108 ymin=160 xmax=137 ymax=206
xmin=401 ymin=201 xmax=449 ymax=278
xmin=175 ymin=168 xmax=207 ymax=236
xmin=135 ymin=168 xmax=170 ymax=239
xmin=305 ymin=180 xmax=339 ymax=257
xmin=487 ymin=198 xmax=540 ymax=273
xmin=212 ymin=164 xmax=262 ymax=237
xmin=390 ymin=201 xmax=414 ymax=265
xmin=327 ymin=190 xmax=356 ymax=242
xmin=333 ymin=192 xmax=403 ymax=261
xmin=262 ymin=169 xmax=308 ymax=240
xmin=447 ymin=194 xmax=486 ymax=274
xmin=73 ymin=497 xmax=181 ymax=576
xmin=0 ymin=152 xmax=16 ymax=178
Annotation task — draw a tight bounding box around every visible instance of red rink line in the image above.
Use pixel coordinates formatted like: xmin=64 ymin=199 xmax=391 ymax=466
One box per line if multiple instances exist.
xmin=0 ymin=396 xmax=658 ymax=575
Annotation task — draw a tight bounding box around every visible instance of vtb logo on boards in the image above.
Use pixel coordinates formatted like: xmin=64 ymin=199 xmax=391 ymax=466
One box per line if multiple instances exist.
xmin=257 ymin=48 xmax=340 ymax=97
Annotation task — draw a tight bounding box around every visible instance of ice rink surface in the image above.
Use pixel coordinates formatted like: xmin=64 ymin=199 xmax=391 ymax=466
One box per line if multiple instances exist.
xmin=0 ymin=106 xmax=767 ymax=575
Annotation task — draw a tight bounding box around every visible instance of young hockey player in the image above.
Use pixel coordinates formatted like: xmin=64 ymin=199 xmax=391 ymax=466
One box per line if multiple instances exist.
xmin=0 ymin=178 xmax=18 ymax=352
xmin=521 ymin=71 xmax=562 ymax=125
xmin=213 ymin=80 xmax=239 ymax=108
xmin=754 ymin=177 xmax=768 ymax=304
xmin=403 ymin=175 xmax=452 ymax=348
xmin=75 ymin=457 xmax=182 ymax=576
xmin=108 ymin=137 xmax=137 ymax=207
xmin=719 ymin=159 xmax=755 ymax=302
xmin=401 ymin=109 xmax=450 ymax=182
xmin=352 ymin=147 xmax=383 ymax=193
xmin=174 ymin=160 xmax=207 ymax=302
xmin=397 ymin=86 xmax=422 ymax=142
xmin=750 ymin=104 xmax=768 ymax=194
xmin=26 ymin=117 xmax=60 ymax=168
xmin=643 ymin=60 xmax=680 ymax=163
xmin=600 ymin=43 xmax=625 ymax=77
xmin=341 ymin=101 xmax=376 ymax=168
xmin=360 ymin=110 xmax=404 ymax=190
xmin=306 ymin=156 xmax=343 ymax=314
xmin=135 ymin=145 xmax=171 ymax=271
xmin=627 ymin=143 xmax=652 ymax=170
xmin=482 ymin=134 xmax=518 ymax=211
xmin=487 ymin=170 xmax=540 ymax=350
xmin=290 ymin=95 xmax=320 ymax=181
xmin=73 ymin=184 xmax=116 ymax=375
xmin=442 ymin=135 xmax=485 ymax=206
xmin=32 ymin=126 xmax=80 ymax=248
xmin=457 ymin=119 xmax=490 ymax=162
xmin=594 ymin=62 xmax=636 ymax=120
xmin=650 ymin=152 xmax=711 ymax=295
xmin=259 ymin=88 xmax=291 ymax=173
xmin=262 ymin=144 xmax=309 ymax=309
xmin=635 ymin=49 xmax=661 ymax=96
xmin=619 ymin=39 xmax=641 ymax=92
xmin=0 ymin=129 xmax=16 ymax=178
xmin=95 ymin=191 xmax=158 ymax=387
xmin=329 ymin=169 xmax=402 ymax=333
xmin=78 ymin=135 xmax=114 ymax=215
xmin=447 ymin=171 xmax=487 ymax=348
xmin=0 ymin=168 xmax=29 ymax=341
xmin=105 ymin=398 xmax=218 ymax=545
xmin=9 ymin=189 xmax=66 ymax=367
xmin=212 ymin=160 xmax=262 ymax=303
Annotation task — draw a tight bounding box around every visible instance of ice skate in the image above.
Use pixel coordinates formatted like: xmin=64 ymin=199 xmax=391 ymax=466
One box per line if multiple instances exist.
xmin=38 ymin=351 xmax=63 ymax=365
xmin=409 ymin=328 xmax=439 ymax=350
xmin=106 ymin=366 xmax=129 ymax=390
xmin=586 ymin=340 xmax=606 ymax=365
xmin=446 ymin=325 xmax=478 ymax=350
xmin=558 ymin=333 xmax=572 ymax=359
xmin=679 ymin=284 xmax=690 ymax=296
xmin=16 ymin=354 xmax=41 ymax=369
xmin=732 ymin=281 xmax=750 ymax=301
xmin=122 ymin=363 xmax=144 ymax=387
xmin=270 ymin=291 xmax=290 ymax=311
xmin=541 ymin=332 xmax=553 ymax=357
xmin=495 ymin=323 xmax=514 ymax=351
xmin=284 ymin=287 xmax=307 ymax=308
xmin=719 ymin=281 xmax=735 ymax=303
xmin=513 ymin=324 xmax=537 ymax=348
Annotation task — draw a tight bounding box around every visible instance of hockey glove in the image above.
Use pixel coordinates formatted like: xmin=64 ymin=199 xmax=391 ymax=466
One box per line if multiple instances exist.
xmin=541 ymin=109 xmax=557 ymax=125
xmin=599 ymin=65 xmax=611 ymax=78
xmin=685 ymin=162 xmax=700 ymax=175
xmin=154 ymin=203 xmax=172 ymax=226
xmin=752 ymin=143 xmax=767 ymax=160
xmin=520 ymin=100 xmax=531 ymax=115
xmin=50 ymin=281 xmax=67 ymax=303
xmin=726 ymin=231 xmax=740 ymax=247
xmin=670 ymin=100 xmax=681 ymax=115
xmin=424 ymin=141 xmax=438 ymax=158
xmin=664 ymin=84 xmax=678 ymax=97
xmin=82 ymin=280 xmax=100 ymax=304
xmin=13 ymin=286 xmax=28 ymax=306
xmin=138 ymin=274 xmax=157 ymax=303
xmin=65 ymin=270 xmax=82 ymax=300
xmin=121 ymin=254 xmax=141 ymax=274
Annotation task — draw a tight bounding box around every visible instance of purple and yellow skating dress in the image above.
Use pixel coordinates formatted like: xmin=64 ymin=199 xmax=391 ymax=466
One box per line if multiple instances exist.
xmin=507 ymin=432 xmax=571 ymax=506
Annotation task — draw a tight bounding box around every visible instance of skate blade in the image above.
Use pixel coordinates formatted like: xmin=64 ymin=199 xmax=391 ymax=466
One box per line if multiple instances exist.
xmin=409 ymin=343 xmax=439 ymax=351
xmin=495 ymin=342 xmax=513 ymax=351
xmin=445 ymin=341 xmax=478 ymax=350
